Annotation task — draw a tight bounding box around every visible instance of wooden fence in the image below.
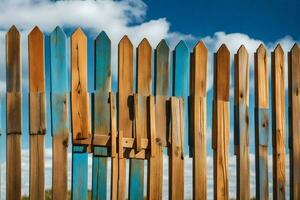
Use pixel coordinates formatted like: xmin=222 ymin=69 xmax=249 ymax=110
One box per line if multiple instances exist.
xmin=2 ymin=25 xmax=300 ymax=200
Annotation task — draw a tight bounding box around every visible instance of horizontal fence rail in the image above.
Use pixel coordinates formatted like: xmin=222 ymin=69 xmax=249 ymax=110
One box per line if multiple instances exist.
xmin=0 ymin=25 xmax=300 ymax=200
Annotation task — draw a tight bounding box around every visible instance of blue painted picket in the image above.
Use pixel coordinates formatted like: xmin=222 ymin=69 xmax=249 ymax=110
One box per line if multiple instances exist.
xmin=72 ymin=145 xmax=89 ymax=199
xmin=92 ymin=31 xmax=111 ymax=200
xmin=173 ymin=41 xmax=190 ymax=153
xmin=50 ymin=26 xmax=69 ymax=199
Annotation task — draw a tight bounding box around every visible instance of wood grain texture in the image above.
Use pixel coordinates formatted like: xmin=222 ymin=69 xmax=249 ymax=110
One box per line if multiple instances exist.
xmin=271 ymin=44 xmax=286 ymax=200
xmin=129 ymin=38 xmax=152 ymax=200
xmin=71 ymin=28 xmax=91 ymax=141
xmin=190 ymin=41 xmax=207 ymax=200
xmin=29 ymin=135 xmax=45 ymax=200
xmin=50 ymin=26 xmax=69 ymax=200
xmin=212 ymin=44 xmax=230 ymax=200
xmin=147 ymin=40 xmax=169 ymax=200
xmin=289 ymin=44 xmax=300 ymax=199
xmin=92 ymin=31 xmax=111 ymax=200
xmin=6 ymin=25 xmax=21 ymax=93
xmin=6 ymin=134 xmax=21 ymax=200
xmin=118 ymin=35 xmax=134 ymax=199
xmin=6 ymin=25 xmax=22 ymax=200
xmin=28 ymin=26 xmax=46 ymax=200
xmin=169 ymin=97 xmax=184 ymax=200
xmin=29 ymin=26 xmax=45 ymax=92
xmin=234 ymin=46 xmax=250 ymax=200
xmin=6 ymin=92 xmax=22 ymax=134
xmin=254 ymin=44 xmax=269 ymax=200
xmin=71 ymin=28 xmax=89 ymax=200
xmin=190 ymin=41 xmax=207 ymax=97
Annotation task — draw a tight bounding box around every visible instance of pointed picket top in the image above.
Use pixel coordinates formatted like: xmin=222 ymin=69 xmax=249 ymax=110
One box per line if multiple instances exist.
xmin=7 ymin=25 xmax=20 ymax=36
xmin=94 ymin=31 xmax=111 ymax=91
xmin=156 ymin=39 xmax=169 ymax=51
xmin=256 ymin=43 xmax=266 ymax=55
xmin=237 ymin=45 xmax=248 ymax=55
xmin=28 ymin=26 xmax=45 ymax=93
xmin=138 ymin=38 xmax=151 ymax=49
xmin=95 ymin=31 xmax=110 ymax=43
xmin=175 ymin=40 xmax=188 ymax=52
xmin=51 ymin=26 xmax=66 ymax=38
xmin=217 ymin=43 xmax=230 ymax=55
xmin=290 ymin=43 xmax=300 ymax=53
xmin=72 ymin=27 xmax=87 ymax=42
xmin=29 ymin=26 xmax=42 ymax=37
xmin=274 ymin=44 xmax=284 ymax=56
xmin=119 ymin=35 xmax=133 ymax=48
xmin=193 ymin=40 xmax=207 ymax=52
xmin=215 ymin=43 xmax=230 ymax=101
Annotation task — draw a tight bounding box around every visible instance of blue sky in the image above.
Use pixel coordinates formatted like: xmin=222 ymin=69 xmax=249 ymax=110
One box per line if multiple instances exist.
xmin=0 ymin=0 xmax=299 ymax=198
xmin=144 ymin=0 xmax=300 ymax=42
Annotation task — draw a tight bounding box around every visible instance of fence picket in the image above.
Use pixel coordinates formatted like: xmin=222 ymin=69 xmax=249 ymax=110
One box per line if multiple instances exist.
xmin=50 ymin=26 xmax=69 ymax=200
xmin=289 ymin=44 xmax=300 ymax=199
xmin=271 ymin=44 xmax=286 ymax=199
xmin=92 ymin=31 xmax=111 ymax=200
xmin=234 ymin=45 xmax=250 ymax=200
xmin=212 ymin=44 xmax=230 ymax=200
xmin=28 ymin=26 xmax=46 ymax=200
xmin=147 ymin=39 xmax=170 ymax=200
xmin=118 ymin=35 xmax=134 ymax=200
xmin=128 ymin=38 xmax=152 ymax=200
xmin=6 ymin=25 xmax=22 ymax=200
xmin=254 ymin=44 xmax=269 ymax=200
xmin=190 ymin=41 xmax=207 ymax=200
xmin=170 ymin=40 xmax=189 ymax=199
xmin=71 ymin=28 xmax=90 ymax=200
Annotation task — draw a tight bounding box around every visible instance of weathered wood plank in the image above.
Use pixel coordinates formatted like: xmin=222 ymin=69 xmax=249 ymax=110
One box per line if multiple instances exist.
xmin=50 ymin=26 xmax=69 ymax=200
xmin=147 ymin=40 xmax=169 ymax=200
xmin=173 ymin=40 xmax=190 ymax=152
xmin=254 ymin=44 xmax=269 ymax=200
xmin=234 ymin=45 xmax=250 ymax=200
xmin=92 ymin=31 xmax=111 ymax=200
xmin=71 ymin=28 xmax=91 ymax=141
xmin=29 ymin=135 xmax=45 ymax=200
xmin=169 ymin=97 xmax=184 ymax=200
xmin=118 ymin=35 xmax=134 ymax=199
xmin=190 ymin=41 xmax=207 ymax=200
xmin=271 ymin=44 xmax=286 ymax=199
xmin=6 ymin=25 xmax=22 ymax=200
xmin=71 ymin=28 xmax=90 ymax=200
xmin=28 ymin=26 xmax=46 ymax=200
xmin=129 ymin=38 xmax=152 ymax=200
xmin=289 ymin=44 xmax=300 ymax=199
xmin=212 ymin=44 xmax=230 ymax=200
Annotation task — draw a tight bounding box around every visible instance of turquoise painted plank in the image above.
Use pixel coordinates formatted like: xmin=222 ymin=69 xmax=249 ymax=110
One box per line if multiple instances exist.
xmin=72 ymin=145 xmax=89 ymax=200
xmin=92 ymin=31 xmax=111 ymax=200
xmin=255 ymin=108 xmax=269 ymax=199
xmin=173 ymin=41 xmax=190 ymax=154
xmin=50 ymin=26 xmax=69 ymax=199
xmin=129 ymin=159 xmax=144 ymax=200
xmin=50 ymin=26 xmax=68 ymax=93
